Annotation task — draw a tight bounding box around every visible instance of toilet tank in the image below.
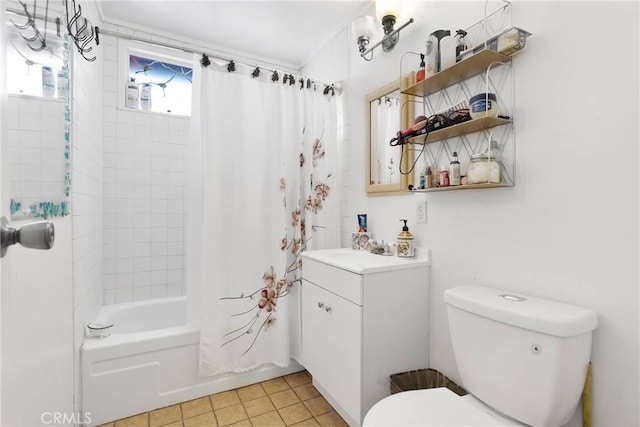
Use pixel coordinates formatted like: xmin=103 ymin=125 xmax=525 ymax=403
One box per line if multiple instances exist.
xmin=444 ymin=285 xmax=598 ymax=427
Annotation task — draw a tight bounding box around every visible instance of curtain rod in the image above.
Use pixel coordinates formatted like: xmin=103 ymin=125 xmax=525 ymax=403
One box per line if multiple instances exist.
xmin=98 ymin=27 xmax=338 ymax=91
xmin=6 ymin=5 xmax=338 ymax=91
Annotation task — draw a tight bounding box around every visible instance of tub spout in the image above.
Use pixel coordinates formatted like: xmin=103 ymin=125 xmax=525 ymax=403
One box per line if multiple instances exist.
xmin=86 ymin=323 xmax=113 ymax=338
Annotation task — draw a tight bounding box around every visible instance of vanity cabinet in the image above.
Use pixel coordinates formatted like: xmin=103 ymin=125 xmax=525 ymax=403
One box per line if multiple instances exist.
xmin=300 ymin=249 xmax=430 ymax=426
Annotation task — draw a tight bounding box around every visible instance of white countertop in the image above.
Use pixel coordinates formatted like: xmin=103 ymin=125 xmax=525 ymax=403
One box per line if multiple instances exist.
xmin=301 ymin=247 xmax=430 ymax=274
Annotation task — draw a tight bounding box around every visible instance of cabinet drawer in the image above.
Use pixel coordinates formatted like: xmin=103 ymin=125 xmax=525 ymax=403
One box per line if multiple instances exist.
xmin=302 ymin=258 xmax=362 ymax=305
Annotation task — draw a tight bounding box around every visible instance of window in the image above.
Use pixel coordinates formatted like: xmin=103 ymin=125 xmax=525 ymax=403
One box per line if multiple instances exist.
xmin=6 ymin=24 xmax=67 ymax=98
xmin=119 ymin=40 xmax=193 ymax=116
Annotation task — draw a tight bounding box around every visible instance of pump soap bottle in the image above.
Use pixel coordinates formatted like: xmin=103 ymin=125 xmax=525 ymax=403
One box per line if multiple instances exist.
xmin=397 ymin=219 xmax=415 ymax=258
xmin=416 ymin=54 xmax=426 ymax=83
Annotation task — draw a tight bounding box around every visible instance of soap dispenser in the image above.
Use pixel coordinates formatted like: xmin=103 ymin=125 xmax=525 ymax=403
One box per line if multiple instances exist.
xmin=416 ymin=53 xmax=426 ymax=83
xmin=397 ymin=219 xmax=415 ymax=258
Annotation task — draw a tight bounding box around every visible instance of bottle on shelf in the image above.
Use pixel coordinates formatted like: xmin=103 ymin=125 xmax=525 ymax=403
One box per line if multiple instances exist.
xmin=439 ymin=165 xmax=450 ymax=187
xmin=449 ymin=152 xmax=461 ymax=186
xmin=140 ymin=83 xmax=152 ymax=110
xmin=455 ymin=29 xmax=468 ymax=62
xmin=125 ymin=78 xmax=139 ymax=109
xmin=416 ymin=54 xmax=426 ymax=83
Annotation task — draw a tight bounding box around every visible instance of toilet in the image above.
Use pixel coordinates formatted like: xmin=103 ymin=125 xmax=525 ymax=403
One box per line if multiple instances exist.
xmin=364 ymin=285 xmax=598 ymax=426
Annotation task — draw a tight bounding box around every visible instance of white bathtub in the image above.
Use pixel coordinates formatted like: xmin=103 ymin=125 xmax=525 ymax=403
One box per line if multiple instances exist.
xmin=82 ymin=296 xmax=302 ymax=426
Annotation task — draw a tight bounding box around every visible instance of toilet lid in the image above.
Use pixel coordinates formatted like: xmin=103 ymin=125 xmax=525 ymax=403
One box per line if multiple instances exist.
xmin=363 ymin=387 xmax=523 ymax=426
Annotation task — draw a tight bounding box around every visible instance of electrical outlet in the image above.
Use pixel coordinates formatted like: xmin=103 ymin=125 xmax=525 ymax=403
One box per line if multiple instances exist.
xmin=416 ymin=200 xmax=427 ymax=224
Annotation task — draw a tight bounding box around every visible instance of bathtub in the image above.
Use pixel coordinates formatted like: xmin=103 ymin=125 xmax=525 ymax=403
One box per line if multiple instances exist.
xmin=82 ymin=296 xmax=302 ymax=426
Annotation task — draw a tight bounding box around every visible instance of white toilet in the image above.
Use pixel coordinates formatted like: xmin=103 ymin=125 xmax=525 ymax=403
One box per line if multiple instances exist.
xmin=364 ymin=285 xmax=598 ymax=426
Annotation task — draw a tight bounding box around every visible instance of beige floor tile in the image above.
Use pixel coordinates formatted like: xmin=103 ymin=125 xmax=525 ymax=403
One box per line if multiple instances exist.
xmin=283 ymin=372 xmax=311 ymax=388
xmin=314 ymin=411 xmax=348 ymax=427
xmin=242 ymin=396 xmax=275 ymax=418
xmin=261 ymin=377 xmax=290 ymax=395
xmin=183 ymin=412 xmax=217 ymax=427
xmin=290 ymin=419 xmax=320 ymax=427
xmin=292 ymin=384 xmax=320 ymax=402
xmin=210 ymin=390 xmax=242 ymax=410
xmin=269 ymin=389 xmax=301 ymax=409
xmin=114 ymin=413 xmax=149 ymax=427
xmin=303 ymin=396 xmax=332 ymax=417
xmin=99 ymin=424 xmax=116 ymax=427
xmin=250 ymin=411 xmax=286 ymax=427
xmin=228 ymin=420 xmax=252 ymax=427
xmin=181 ymin=397 xmax=213 ymax=419
xmin=150 ymin=404 xmax=182 ymax=427
xmin=215 ymin=403 xmax=248 ymax=426
xmin=278 ymin=403 xmax=313 ymax=426
xmin=162 ymin=423 xmax=183 ymax=427
xmin=236 ymin=383 xmax=266 ymax=401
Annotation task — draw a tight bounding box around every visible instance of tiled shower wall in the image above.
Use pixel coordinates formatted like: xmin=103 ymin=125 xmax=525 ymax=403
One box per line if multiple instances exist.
xmin=6 ymin=96 xmax=66 ymax=212
xmin=101 ymin=30 xmax=189 ymax=304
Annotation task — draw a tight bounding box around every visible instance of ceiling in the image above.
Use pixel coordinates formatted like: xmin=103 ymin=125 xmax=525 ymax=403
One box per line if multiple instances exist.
xmin=97 ymin=0 xmax=371 ymax=69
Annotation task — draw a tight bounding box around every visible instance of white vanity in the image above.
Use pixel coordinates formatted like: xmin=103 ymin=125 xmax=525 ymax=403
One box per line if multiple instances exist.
xmin=300 ymin=248 xmax=430 ymax=426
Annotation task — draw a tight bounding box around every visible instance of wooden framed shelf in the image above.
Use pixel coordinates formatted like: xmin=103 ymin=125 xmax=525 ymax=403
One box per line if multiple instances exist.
xmin=401 ymin=50 xmax=511 ymax=97
xmin=411 ymin=182 xmax=511 ymax=192
xmin=406 ymin=117 xmax=511 ymax=145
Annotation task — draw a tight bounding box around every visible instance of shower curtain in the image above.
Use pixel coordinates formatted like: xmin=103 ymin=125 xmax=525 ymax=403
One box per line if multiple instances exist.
xmin=193 ymin=57 xmax=339 ymax=376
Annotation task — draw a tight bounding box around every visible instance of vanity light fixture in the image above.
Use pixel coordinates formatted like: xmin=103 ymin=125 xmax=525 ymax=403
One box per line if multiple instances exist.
xmin=352 ymin=0 xmax=414 ymax=61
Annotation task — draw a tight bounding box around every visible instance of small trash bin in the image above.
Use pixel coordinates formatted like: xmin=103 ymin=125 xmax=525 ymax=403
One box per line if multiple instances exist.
xmin=390 ymin=368 xmax=467 ymax=396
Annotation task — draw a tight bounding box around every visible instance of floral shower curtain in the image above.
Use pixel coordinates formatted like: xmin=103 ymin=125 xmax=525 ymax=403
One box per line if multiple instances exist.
xmin=193 ymin=58 xmax=339 ymax=376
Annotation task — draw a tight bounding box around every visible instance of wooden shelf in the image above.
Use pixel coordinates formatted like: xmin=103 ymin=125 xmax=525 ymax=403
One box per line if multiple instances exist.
xmin=406 ymin=117 xmax=511 ymax=145
xmin=401 ymin=50 xmax=511 ymax=97
xmin=411 ymin=182 xmax=511 ymax=193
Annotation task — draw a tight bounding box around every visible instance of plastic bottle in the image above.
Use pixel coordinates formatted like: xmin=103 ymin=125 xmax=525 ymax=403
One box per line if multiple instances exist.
xmin=140 ymin=83 xmax=152 ymax=110
xmin=440 ymin=165 xmax=450 ymax=187
xmin=455 ymin=29 xmax=468 ymax=62
xmin=425 ymin=35 xmax=438 ymax=77
xmin=56 ymin=70 xmax=67 ymax=98
xmin=42 ymin=66 xmax=55 ymax=97
xmin=425 ymin=166 xmax=433 ymax=188
xmin=440 ymin=32 xmax=456 ymax=70
xmin=449 ymin=151 xmax=461 ymax=186
xmin=126 ymin=78 xmax=139 ymax=109
xmin=416 ymin=53 xmax=426 ymax=83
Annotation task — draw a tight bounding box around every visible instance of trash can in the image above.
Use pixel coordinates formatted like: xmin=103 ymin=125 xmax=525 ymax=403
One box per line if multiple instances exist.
xmin=390 ymin=368 xmax=467 ymax=396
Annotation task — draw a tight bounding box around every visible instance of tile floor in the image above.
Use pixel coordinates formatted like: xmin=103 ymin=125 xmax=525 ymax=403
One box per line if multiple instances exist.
xmin=101 ymin=371 xmax=349 ymax=427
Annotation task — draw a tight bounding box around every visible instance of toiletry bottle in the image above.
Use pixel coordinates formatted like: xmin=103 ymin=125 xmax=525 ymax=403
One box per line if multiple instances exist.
xmin=42 ymin=66 xmax=56 ymax=97
xmin=126 ymin=78 xmax=139 ymax=109
xmin=419 ymin=170 xmax=426 ymax=189
xmin=455 ymin=29 xmax=468 ymax=62
xmin=416 ymin=54 xmax=426 ymax=83
xmin=449 ymin=151 xmax=461 ymax=186
xmin=140 ymin=83 xmax=152 ymax=110
xmin=440 ymin=165 xmax=450 ymax=187
xmin=425 ymin=166 xmax=433 ymax=188
xmin=440 ymin=31 xmax=456 ymax=70
xmin=425 ymin=34 xmax=438 ymax=77
xmin=56 ymin=70 xmax=67 ymax=98
xmin=397 ymin=219 xmax=415 ymax=258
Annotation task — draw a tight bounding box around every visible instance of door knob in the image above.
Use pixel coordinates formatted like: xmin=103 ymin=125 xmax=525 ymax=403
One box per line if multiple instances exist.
xmin=1 ymin=216 xmax=55 ymax=258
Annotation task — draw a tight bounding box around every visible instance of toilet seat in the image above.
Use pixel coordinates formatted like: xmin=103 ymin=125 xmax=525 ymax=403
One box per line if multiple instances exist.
xmin=363 ymin=387 xmax=524 ymax=426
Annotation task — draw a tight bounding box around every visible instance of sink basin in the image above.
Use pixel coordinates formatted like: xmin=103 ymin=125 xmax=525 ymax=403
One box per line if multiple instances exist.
xmin=301 ymin=247 xmax=430 ymax=274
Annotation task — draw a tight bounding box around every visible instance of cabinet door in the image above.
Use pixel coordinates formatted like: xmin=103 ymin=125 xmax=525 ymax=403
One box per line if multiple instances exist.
xmin=325 ymin=292 xmax=362 ymax=423
xmin=301 ymin=280 xmax=327 ymax=387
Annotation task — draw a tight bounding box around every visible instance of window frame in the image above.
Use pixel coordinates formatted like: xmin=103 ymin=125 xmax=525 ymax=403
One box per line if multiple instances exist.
xmin=117 ymin=38 xmax=193 ymax=117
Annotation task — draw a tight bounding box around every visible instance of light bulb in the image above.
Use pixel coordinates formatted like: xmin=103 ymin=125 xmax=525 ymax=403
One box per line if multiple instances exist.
xmin=376 ymin=0 xmax=401 ymax=22
xmin=351 ymin=15 xmax=377 ymax=42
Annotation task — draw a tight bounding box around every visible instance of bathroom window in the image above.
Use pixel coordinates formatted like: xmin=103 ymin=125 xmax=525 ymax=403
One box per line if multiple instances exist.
xmin=119 ymin=40 xmax=193 ymax=116
xmin=6 ymin=25 xmax=67 ymax=98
